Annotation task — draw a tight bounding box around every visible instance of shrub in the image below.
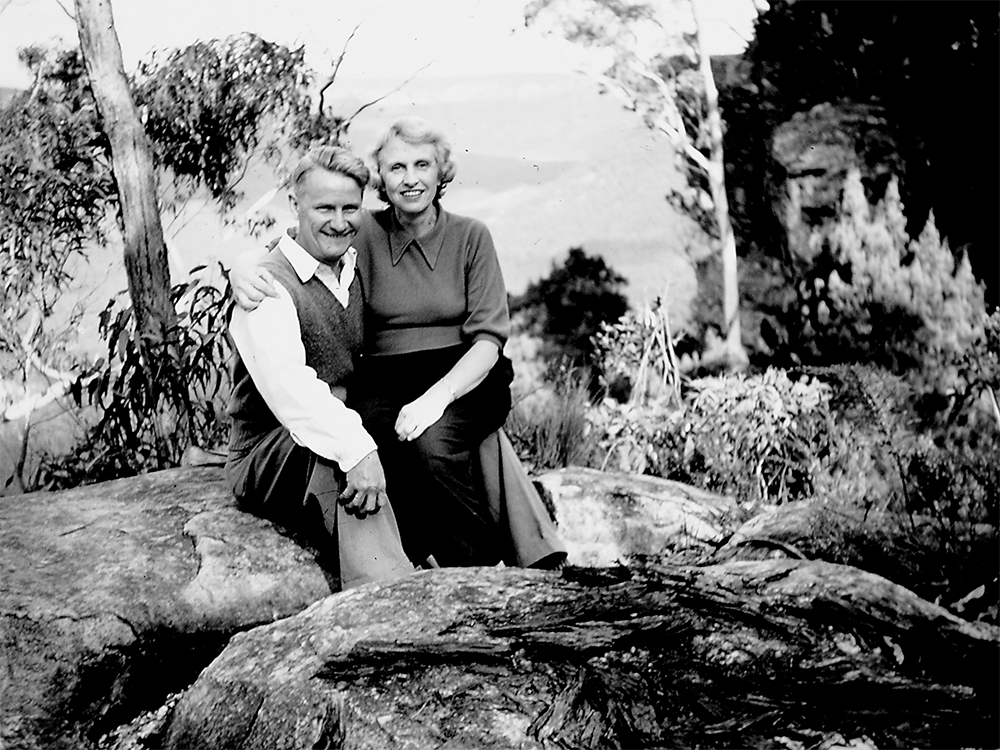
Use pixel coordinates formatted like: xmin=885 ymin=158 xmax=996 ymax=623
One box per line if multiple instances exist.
xmin=33 ymin=272 xmax=233 ymax=489
xmin=593 ymin=298 xmax=683 ymax=406
xmin=585 ymin=367 xmax=832 ymax=506
xmin=505 ymin=364 xmax=593 ymax=472
xmin=510 ymin=247 xmax=629 ymax=390
xmin=792 ymin=169 xmax=988 ymax=394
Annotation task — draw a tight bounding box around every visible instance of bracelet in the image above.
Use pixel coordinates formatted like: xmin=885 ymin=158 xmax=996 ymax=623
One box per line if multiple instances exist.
xmin=441 ymin=377 xmax=457 ymax=402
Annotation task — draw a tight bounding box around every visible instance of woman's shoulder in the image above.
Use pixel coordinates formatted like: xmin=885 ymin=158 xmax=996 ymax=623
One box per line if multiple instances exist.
xmin=441 ymin=208 xmax=491 ymax=239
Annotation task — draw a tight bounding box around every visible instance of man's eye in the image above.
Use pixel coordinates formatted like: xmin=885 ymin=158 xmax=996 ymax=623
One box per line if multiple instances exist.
xmin=390 ymin=164 xmax=404 ymax=172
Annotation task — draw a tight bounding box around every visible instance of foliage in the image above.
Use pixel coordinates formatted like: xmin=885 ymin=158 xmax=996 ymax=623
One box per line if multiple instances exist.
xmin=505 ymin=365 xmax=594 ymax=472
xmin=0 ymin=48 xmax=115 ymax=385
xmin=593 ymin=297 xmax=683 ymax=406
xmin=511 ymin=247 xmax=629 ymax=385
xmin=526 ymin=0 xmax=748 ymax=367
xmin=790 ymin=169 xmax=989 ymax=401
xmin=132 ymin=33 xmax=320 ymax=221
xmin=739 ymin=0 xmax=998 ymax=305
xmin=33 ymin=274 xmax=233 ymax=489
xmin=587 ymin=367 xmax=831 ymax=505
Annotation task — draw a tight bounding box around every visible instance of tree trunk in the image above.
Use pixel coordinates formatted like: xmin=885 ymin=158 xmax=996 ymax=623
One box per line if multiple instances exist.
xmin=74 ymin=0 xmax=176 ymax=353
xmin=692 ymin=0 xmax=748 ymax=371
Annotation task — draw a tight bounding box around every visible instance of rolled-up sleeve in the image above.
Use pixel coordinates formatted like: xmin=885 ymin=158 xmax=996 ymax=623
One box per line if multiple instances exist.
xmin=229 ymin=285 xmax=377 ymax=472
xmin=462 ymin=220 xmax=510 ymax=349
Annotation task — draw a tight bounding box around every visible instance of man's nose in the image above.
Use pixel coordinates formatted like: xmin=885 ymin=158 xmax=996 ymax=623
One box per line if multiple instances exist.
xmin=329 ymin=210 xmax=348 ymax=229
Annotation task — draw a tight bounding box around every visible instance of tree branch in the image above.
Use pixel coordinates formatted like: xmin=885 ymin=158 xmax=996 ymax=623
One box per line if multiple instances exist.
xmin=318 ymin=22 xmax=361 ymax=115
xmin=341 ymin=61 xmax=434 ymax=130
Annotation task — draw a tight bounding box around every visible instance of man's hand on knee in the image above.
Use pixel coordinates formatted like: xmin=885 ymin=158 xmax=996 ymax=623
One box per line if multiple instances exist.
xmin=340 ymin=450 xmax=388 ymax=517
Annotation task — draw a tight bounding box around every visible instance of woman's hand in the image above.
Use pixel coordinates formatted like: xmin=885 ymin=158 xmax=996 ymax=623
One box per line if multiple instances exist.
xmin=230 ymin=249 xmax=278 ymax=311
xmin=394 ymin=380 xmax=452 ymax=441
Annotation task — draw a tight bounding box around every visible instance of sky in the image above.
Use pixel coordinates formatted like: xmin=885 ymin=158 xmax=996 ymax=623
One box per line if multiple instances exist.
xmin=0 ymin=0 xmax=764 ymax=325
xmin=0 ymin=0 xmax=760 ymax=89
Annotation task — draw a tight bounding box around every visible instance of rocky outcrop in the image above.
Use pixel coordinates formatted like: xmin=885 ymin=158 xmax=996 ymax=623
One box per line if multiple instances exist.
xmin=1 ymin=465 xmax=735 ymax=750
xmin=0 ymin=467 xmax=334 ymax=750
xmin=770 ymin=101 xmax=903 ymax=268
xmin=537 ymin=467 xmax=734 ymax=566
xmin=161 ymin=563 xmax=999 ymax=750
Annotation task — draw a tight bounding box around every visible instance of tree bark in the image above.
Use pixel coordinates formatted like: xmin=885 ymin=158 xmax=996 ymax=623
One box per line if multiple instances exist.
xmin=691 ymin=0 xmax=748 ymax=371
xmin=74 ymin=0 xmax=176 ymax=353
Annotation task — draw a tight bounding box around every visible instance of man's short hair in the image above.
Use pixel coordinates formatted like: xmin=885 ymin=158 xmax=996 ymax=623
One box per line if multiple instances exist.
xmin=288 ymin=145 xmax=370 ymax=193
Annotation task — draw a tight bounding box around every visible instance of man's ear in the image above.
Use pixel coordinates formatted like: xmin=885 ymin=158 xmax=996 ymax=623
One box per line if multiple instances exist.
xmin=288 ymin=193 xmax=299 ymax=215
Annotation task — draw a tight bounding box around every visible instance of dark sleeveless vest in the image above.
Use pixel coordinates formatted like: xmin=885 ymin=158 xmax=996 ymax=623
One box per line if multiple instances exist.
xmin=227 ymin=247 xmax=364 ymax=456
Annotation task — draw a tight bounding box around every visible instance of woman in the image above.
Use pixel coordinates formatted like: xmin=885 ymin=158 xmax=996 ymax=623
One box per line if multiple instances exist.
xmin=232 ymin=117 xmax=560 ymax=570
xmin=349 ymin=116 xmax=514 ymax=567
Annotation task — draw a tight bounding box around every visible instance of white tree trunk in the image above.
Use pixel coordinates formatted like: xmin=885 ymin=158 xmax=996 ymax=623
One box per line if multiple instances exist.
xmin=691 ymin=0 xmax=749 ymax=370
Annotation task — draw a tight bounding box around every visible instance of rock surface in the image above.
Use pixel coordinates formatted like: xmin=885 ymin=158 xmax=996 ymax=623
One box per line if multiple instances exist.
xmin=1 ymin=464 xmax=736 ymax=750
xmin=770 ymin=101 xmax=903 ymax=267
xmin=0 ymin=467 xmax=334 ymax=750
xmin=537 ymin=467 xmax=736 ymax=566
xmin=161 ymin=562 xmax=999 ymax=750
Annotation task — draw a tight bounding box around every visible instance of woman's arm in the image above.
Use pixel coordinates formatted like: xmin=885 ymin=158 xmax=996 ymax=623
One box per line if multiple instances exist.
xmin=394 ymin=339 xmax=499 ymax=442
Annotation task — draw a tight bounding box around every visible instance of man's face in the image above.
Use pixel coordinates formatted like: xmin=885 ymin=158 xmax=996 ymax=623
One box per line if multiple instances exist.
xmin=291 ymin=169 xmax=363 ymax=265
xmin=378 ymin=137 xmax=440 ymax=218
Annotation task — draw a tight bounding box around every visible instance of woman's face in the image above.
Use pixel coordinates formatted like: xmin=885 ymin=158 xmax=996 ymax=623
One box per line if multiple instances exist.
xmin=378 ymin=137 xmax=440 ymax=218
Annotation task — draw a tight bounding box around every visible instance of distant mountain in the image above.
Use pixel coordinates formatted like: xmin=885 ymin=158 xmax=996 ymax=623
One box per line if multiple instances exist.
xmin=34 ymin=71 xmax=706 ymax=357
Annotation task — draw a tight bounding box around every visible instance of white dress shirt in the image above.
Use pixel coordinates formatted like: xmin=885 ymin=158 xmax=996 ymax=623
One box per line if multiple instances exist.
xmin=229 ymin=234 xmax=377 ymax=472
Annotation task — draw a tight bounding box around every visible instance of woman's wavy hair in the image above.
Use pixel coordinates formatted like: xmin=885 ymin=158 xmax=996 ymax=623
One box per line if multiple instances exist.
xmin=368 ymin=116 xmax=457 ymax=203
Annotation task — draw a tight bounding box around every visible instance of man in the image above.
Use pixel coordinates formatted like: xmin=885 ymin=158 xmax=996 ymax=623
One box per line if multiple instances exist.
xmin=225 ymin=145 xmax=411 ymax=589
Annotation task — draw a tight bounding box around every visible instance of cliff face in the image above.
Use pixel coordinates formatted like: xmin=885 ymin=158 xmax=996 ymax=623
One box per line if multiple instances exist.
xmin=770 ymin=101 xmax=904 ymax=269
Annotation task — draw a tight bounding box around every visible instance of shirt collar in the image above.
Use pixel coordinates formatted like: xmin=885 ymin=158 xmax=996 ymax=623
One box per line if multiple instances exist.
xmin=388 ymin=204 xmax=446 ymax=269
xmin=277 ymin=231 xmax=357 ymax=285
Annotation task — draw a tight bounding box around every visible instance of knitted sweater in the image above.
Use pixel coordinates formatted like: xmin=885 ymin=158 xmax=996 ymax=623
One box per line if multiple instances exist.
xmin=227 ymin=248 xmax=364 ymax=455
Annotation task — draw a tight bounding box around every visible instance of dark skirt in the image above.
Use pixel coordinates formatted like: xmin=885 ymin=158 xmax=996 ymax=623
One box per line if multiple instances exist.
xmin=350 ymin=345 xmax=514 ymax=566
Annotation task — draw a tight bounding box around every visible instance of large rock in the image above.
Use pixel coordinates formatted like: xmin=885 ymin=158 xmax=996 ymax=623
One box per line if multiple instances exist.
xmin=0 ymin=467 xmax=334 ymax=750
xmin=161 ymin=563 xmax=999 ymax=750
xmin=1 ymin=464 xmax=740 ymax=750
xmin=537 ymin=467 xmax=735 ymax=566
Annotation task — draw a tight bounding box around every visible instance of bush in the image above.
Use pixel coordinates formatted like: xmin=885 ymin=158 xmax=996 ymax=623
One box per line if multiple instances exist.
xmin=33 ymin=273 xmax=233 ymax=489
xmin=505 ymin=364 xmax=593 ymax=472
xmin=585 ymin=367 xmax=832 ymax=506
xmin=510 ymin=247 xmax=629 ymax=390
xmin=789 ymin=169 xmax=988 ymax=393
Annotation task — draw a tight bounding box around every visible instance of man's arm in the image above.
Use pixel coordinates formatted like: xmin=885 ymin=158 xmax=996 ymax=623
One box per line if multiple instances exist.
xmin=230 ymin=286 xmax=385 ymax=515
xmin=231 ymin=244 xmax=279 ymax=310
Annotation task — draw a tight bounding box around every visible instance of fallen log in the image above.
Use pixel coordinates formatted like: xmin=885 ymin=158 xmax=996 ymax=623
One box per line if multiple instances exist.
xmin=161 ymin=561 xmax=999 ymax=750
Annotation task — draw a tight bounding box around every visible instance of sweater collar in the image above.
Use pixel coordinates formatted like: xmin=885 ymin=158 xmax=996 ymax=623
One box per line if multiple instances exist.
xmin=388 ymin=203 xmax=446 ymax=269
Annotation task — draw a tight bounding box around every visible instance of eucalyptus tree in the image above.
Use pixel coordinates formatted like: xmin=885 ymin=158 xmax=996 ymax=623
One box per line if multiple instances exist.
xmin=526 ymin=0 xmax=751 ymax=370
